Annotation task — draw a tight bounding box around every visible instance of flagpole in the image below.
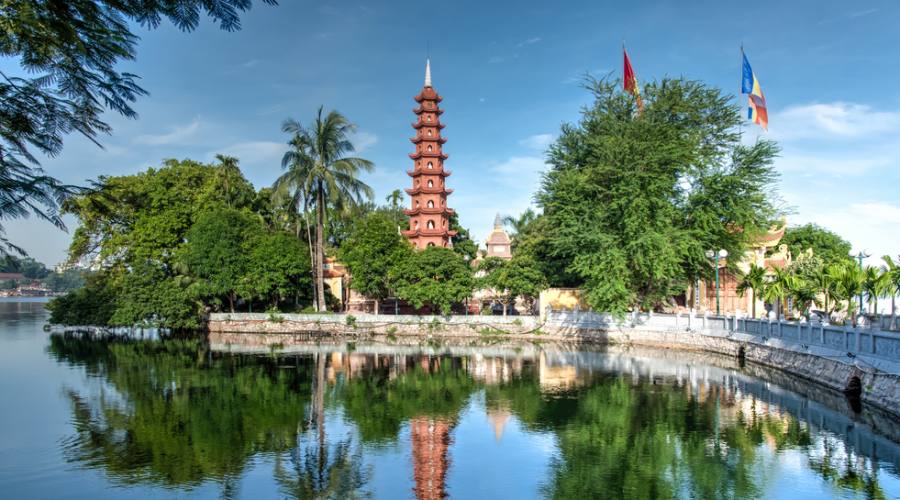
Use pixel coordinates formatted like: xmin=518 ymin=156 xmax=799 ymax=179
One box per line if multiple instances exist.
xmin=738 ymin=43 xmax=744 ymax=140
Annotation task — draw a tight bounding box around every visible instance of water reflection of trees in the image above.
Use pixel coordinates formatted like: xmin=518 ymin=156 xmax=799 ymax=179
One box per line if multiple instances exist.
xmin=49 ymin=335 xmax=321 ymax=494
xmin=49 ymin=336 xmax=890 ymax=499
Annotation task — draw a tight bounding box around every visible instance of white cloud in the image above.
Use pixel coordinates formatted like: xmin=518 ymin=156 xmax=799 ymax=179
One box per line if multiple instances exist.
xmin=769 ymin=103 xmax=900 ymax=141
xmin=351 ymin=131 xmax=378 ymax=153
xmin=488 ymin=56 xmax=504 ymax=64
xmin=789 ymin=201 xmax=900 ymax=261
xmin=208 ymin=141 xmax=285 ymax=183
xmin=135 ymin=118 xmax=201 ymax=146
xmin=517 ymin=37 xmax=542 ymax=48
xmin=518 ymin=133 xmax=554 ymax=150
xmin=491 ymin=156 xmax=547 ymax=176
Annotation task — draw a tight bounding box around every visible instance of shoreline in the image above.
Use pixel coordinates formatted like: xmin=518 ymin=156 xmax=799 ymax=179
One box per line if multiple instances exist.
xmin=207 ymin=312 xmax=900 ymax=417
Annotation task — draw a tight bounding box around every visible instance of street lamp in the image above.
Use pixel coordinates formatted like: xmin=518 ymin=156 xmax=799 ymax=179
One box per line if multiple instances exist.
xmin=706 ymin=249 xmax=729 ymax=316
xmin=851 ymin=249 xmax=871 ymax=315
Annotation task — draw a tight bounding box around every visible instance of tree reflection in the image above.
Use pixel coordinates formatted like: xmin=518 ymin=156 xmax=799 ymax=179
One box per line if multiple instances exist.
xmin=50 ymin=335 xmax=314 ymax=492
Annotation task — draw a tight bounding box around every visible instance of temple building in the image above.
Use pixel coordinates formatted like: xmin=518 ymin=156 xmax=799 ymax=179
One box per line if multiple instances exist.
xmin=402 ymin=59 xmax=457 ymax=249
xmin=484 ymin=214 xmax=512 ymax=260
xmin=682 ymin=219 xmax=797 ymax=317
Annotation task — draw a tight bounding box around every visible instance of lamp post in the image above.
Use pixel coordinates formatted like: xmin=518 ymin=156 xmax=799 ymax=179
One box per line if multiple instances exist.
xmin=851 ymin=249 xmax=870 ymax=315
xmin=706 ymin=249 xmax=729 ymax=316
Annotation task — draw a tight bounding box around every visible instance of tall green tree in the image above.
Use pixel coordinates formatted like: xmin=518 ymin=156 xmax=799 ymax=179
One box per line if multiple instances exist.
xmin=275 ymin=107 xmax=374 ymax=312
xmin=58 ymin=159 xmax=256 ymax=326
xmin=241 ymin=231 xmax=312 ymax=310
xmin=177 ymin=207 xmax=257 ymax=312
xmin=736 ymin=264 xmax=766 ymax=318
xmin=538 ymin=77 xmax=781 ymax=313
xmin=0 ymin=0 xmax=276 ymax=254
xmin=479 ymin=255 xmax=547 ymax=316
xmin=339 ymin=211 xmax=413 ymax=314
xmin=780 ymin=224 xmax=852 ymax=267
xmin=389 ymin=247 xmax=474 ymax=314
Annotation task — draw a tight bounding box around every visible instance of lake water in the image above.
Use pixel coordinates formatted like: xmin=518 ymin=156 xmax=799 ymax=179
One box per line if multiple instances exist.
xmin=2 ymin=298 xmax=900 ymax=499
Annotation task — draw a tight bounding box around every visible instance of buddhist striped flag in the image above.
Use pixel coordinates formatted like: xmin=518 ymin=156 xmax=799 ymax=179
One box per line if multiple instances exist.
xmin=623 ymin=47 xmax=644 ymax=112
xmin=741 ymin=50 xmax=768 ymax=131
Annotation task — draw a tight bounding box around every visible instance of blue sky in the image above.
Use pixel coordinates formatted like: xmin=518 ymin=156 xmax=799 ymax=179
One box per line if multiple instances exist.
xmin=6 ymin=0 xmax=900 ymax=266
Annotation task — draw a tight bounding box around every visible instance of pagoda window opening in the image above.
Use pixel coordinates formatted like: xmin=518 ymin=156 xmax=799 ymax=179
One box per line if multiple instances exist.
xmin=427 ymin=242 xmax=435 ymax=247
xmin=427 ymin=129 xmax=433 ymax=136
xmin=427 ymin=145 xmax=433 ymax=152
xmin=427 ymin=180 xmax=433 ymax=187
xmin=415 ymin=200 xmax=420 ymax=208
xmin=427 ymin=162 xmax=433 ymax=169
xmin=427 ymin=220 xmax=435 ymax=229
xmin=414 ymin=220 xmax=419 ymax=229
xmin=427 ymin=200 xmax=434 ymax=208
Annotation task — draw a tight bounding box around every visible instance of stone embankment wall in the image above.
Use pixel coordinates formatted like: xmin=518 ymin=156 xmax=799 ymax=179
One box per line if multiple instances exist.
xmin=207 ymin=312 xmax=900 ymax=415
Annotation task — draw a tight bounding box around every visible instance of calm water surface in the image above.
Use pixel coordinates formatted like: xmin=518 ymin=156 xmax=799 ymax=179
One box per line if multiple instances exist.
xmin=2 ymin=299 xmax=900 ymax=499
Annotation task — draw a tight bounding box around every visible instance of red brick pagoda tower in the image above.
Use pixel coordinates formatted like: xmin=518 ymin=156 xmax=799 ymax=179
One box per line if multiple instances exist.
xmin=402 ymin=59 xmax=457 ymax=249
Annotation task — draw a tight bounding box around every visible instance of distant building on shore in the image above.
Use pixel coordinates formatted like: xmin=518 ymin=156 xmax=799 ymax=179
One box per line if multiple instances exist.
xmin=483 ymin=214 xmax=512 ymax=260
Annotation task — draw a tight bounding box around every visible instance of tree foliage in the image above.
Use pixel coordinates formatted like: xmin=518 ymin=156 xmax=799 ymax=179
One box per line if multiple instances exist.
xmin=339 ymin=211 xmax=413 ymax=311
xmin=49 ymin=158 xmax=311 ymax=327
xmin=780 ymin=224 xmax=852 ymax=267
xmin=275 ymin=107 xmax=374 ymax=311
xmin=0 ymin=0 xmax=276 ymax=254
xmin=389 ymin=247 xmax=474 ymax=314
xmin=479 ymin=255 xmax=547 ymax=315
xmin=537 ymin=77 xmax=781 ymax=313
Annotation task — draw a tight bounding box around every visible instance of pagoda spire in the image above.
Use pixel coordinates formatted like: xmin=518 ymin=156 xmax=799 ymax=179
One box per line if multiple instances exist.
xmin=401 ymin=60 xmax=457 ymax=249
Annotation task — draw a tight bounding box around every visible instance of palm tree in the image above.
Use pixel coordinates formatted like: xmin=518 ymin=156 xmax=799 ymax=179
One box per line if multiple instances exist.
xmin=385 ymin=189 xmax=403 ymax=210
xmin=502 ymin=209 xmax=536 ymax=238
xmin=761 ymin=267 xmax=796 ymax=321
xmin=828 ymin=262 xmax=865 ymax=326
xmin=883 ymin=256 xmax=900 ymax=330
xmin=736 ymin=264 xmax=766 ymax=318
xmin=274 ymin=107 xmax=374 ymax=311
xmin=863 ymin=265 xmax=890 ymax=316
xmin=807 ymin=264 xmax=837 ymax=318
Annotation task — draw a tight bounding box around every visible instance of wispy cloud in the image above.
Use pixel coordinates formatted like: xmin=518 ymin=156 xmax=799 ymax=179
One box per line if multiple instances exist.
xmin=241 ymin=59 xmax=261 ymax=68
xmin=518 ymin=133 xmax=555 ymax=150
xmin=351 ymin=131 xmax=378 ymax=153
xmin=488 ymin=56 xmax=505 ymax=64
xmin=208 ymin=141 xmax=285 ymax=180
xmin=849 ymin=8 xmax=878 ymax=18
xmin=770 ymin=102 xmax=900 ymax=141
xmin=135 ymin=118 xmax=201 ymax=146
xmin=517 ymin=37 xmax=542 ymax=47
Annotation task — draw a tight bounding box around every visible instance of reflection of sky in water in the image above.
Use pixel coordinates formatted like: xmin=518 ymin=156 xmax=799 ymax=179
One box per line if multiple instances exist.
xmin=3 ymin=300 xmax=900 ymax=499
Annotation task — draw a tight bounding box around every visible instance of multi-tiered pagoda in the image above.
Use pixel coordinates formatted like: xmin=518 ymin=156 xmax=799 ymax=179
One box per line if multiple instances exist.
xmin=402 ymin=59 xmax=457 ymax=249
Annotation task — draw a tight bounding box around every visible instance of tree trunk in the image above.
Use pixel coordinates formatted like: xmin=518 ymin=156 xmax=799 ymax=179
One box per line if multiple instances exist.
xmin=502 ymin=298 xmax=508 ymax=317
xmin=302 ymin=209 xmax=317 ymax=311
xmin=315 ymin=186 xmax=327 ymax=312
xmin=890 ymin=294 xmax=896 ymax=330
xmin=751 ymin=289 xmax=756 ymax=318
xmin=374 ymin=298 xmax=380 ymax=315
xmin=229 ymin=293 xmax=235 ymax=313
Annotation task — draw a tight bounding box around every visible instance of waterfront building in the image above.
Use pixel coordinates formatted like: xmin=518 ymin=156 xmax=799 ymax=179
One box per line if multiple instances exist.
xmin=402 ymin=59 xmax=457 ymax=249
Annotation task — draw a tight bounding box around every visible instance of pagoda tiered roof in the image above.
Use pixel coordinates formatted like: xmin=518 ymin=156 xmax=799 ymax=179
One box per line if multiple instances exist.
xmin=408 ymin=151 xmax=449 ymax=160
xmin=405 ymin=186 xmax=453 ymax=195
xmin=404 ymin=206 xmax=456 ymax=216
xmin=410 ymin=135 xmax=447 ymax=144
xmin=401 ymin=228 xmax=459 ymax=238
xmin=413 ymin=105 xmax=444 ymax=115
xmin=412 ymin=120 xmax=446 ymax=130
xmin=407 ymin=168 xmax=451 ymax=177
